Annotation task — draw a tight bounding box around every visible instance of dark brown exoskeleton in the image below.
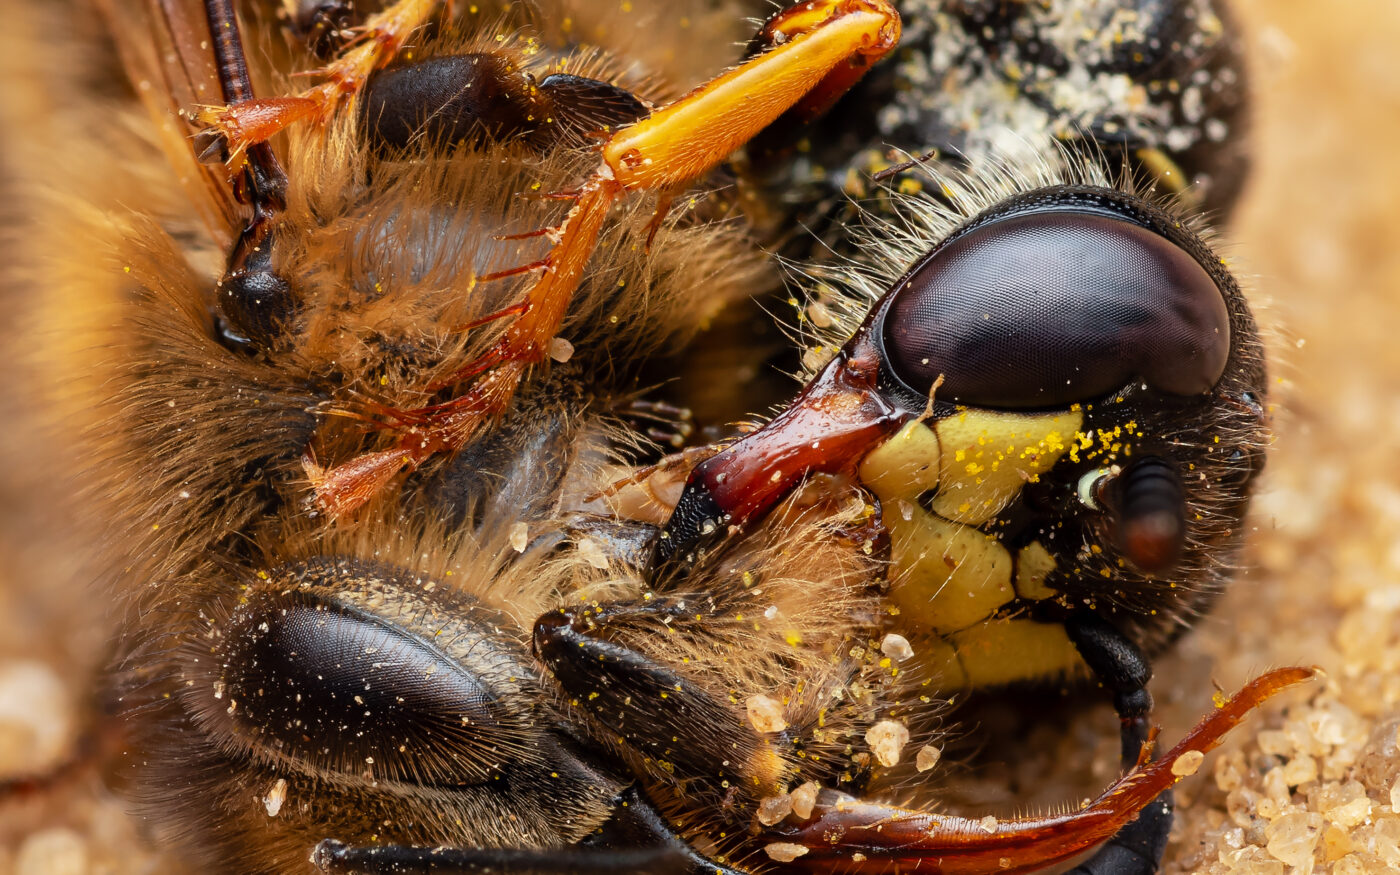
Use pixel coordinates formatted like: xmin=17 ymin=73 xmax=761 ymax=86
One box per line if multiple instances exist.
xmin=10 ymin=0 xmax=1308 ymax=873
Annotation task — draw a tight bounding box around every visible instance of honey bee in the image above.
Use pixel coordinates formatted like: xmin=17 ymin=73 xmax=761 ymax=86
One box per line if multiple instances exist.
xmin=0 ymin=0 xmax=1313 ymax=873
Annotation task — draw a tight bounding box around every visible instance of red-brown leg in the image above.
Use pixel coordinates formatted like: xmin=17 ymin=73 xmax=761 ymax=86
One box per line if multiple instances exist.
xmin=759 ymin=667 xmax=1316 ymax=874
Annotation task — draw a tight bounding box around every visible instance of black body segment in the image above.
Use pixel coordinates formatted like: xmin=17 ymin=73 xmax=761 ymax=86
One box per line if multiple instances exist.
xmin=360 ymin=55 xmax=648 ymax=153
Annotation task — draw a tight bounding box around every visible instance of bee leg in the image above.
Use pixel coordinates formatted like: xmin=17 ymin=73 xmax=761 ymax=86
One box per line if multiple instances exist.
xmin=199 ymin=0 xmax=302 ymax=350
xmin=310 ymin=786 xmax=748 ymax=874
xmin=311 ymin=1 xmax=902 ymax=516
xmin=310 ymin=838 xmax=689 ymax=874
xmin=533 ymin=603 xmax=791 ymax=801
xmin=1063 ymin=614 xmax=1173 ymax=875
xmin=755 ymin=668 xmax=1314 ymax=873
xmin=583 ymin=785 xmax=750 ymax=875
xmin=198 ymin=0 xmax=441 ymax=157
xmin=533 ymin=598 xmax=825 ymax=843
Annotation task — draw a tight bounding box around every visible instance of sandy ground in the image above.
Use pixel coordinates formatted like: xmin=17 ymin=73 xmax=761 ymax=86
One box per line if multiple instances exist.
xmin=0 ymin=1 xmax=1397 ymax=873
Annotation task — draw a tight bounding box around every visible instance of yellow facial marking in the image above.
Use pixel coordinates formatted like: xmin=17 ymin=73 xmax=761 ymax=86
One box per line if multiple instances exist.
xmin=1015 ymin=541 xmax=1059 ymax=601
xmin=883 ymin=506 xmax=1015 ymax=635
xmin=859 ymin=412 xmax=1084 ymax=677
xmin=949 ymin=620 xmax=1081 ymax=688
xmin=915 ymin=635 xmax=968 ymax=690
xmin=930 ymin=409 xmax=1084 ymax=525
xmin=857 ymin=420 xmax=941 ymax=496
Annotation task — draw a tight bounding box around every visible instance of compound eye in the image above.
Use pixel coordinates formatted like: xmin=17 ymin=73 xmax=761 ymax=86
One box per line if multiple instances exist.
xmin=879 ymin=210 xmax=1231 ymax=409
xmin=214 ymin=591 xmax=507 ymax=787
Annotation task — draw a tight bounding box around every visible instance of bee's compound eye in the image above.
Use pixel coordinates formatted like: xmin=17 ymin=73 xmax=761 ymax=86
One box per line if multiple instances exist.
xmin=879 ymin=210 xmax=1231 ymax=409
xmin=213 ymin=592 xmax=505 ymax=786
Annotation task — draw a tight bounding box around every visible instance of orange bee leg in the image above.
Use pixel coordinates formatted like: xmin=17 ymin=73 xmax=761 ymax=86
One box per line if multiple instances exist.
xmin=307 ymin=360 xmax=527 ymax=517
xmin=759 ymin=667 xmax=1317 ymax=875
xmin=311 ymin=0 xmax=901 ymax=517
xmin=642 ymin=188 xmax=679 ymax=251
xmin=197 ymin=96 xmax=321 ymax=166
xmin=597 ymin=0 xmax=900 ymax=190
xmin=199 ymin=0 xmax=440 ymax=158
xmin=754 ymin=0 xmax=896 ymax=124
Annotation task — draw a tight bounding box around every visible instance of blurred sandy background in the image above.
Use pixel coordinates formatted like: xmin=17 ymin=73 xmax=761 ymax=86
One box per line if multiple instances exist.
xmin=0 ymin=0 xmax=1397 ymax=872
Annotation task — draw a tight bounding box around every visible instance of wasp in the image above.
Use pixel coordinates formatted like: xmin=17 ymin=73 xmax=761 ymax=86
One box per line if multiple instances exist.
xmin=0 ymin=0 xmax=1311 ymax=872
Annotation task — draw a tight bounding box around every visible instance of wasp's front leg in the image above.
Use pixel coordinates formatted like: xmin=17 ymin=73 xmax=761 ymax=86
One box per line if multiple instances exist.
xmin=1062 ymin=614 xmax=1173 ymax=875
xmin=310 ymin=0 xmax=902 ymax=516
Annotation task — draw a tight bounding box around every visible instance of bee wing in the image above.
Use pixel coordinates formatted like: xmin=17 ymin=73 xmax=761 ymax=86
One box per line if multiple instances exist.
xmin=96 ymin=0 xmax=240 ymax=249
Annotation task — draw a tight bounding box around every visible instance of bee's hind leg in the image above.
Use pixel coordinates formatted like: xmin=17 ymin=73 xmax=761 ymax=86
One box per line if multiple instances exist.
xmin=1064 ymin=614 xmax=1174 ymax=874
xmin=199 ymin=0 xmax=442 ymax=156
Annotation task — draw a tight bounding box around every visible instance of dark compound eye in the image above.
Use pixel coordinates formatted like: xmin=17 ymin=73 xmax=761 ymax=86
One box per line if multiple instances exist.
xmin=213 ymin=590 xmax=509 ymax=787
xmin=876 ymin=208 xmax=1231 ymax=409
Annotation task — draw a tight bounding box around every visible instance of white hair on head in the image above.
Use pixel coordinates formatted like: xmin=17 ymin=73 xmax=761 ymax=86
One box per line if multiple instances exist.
xmin=782 ymin=139 xmax=1224 ymax=380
